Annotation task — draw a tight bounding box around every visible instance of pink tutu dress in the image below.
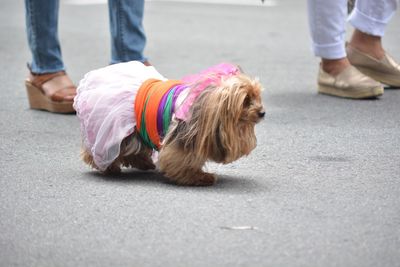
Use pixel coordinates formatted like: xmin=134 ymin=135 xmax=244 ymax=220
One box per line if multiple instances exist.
xmin=74 ymin=61 xmax=240 ymax=171
xmin=73 ymin=61 xmax=166 ymax=171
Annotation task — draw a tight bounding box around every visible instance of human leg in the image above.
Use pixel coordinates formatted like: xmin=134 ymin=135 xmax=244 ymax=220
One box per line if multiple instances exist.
xmin=24 ymin=0 xmax=76 ymax=113
xmin=307 ymin=0 xmax=348 ymax=60
xmin=25 ymin=0 xmax=64 ymax=73
xmin=349 ymin=0 xmax=398 ymax=38
xmin=347 ymin=0 xmax=400 ymax=87
xmin=108 ymin=0 xmax=148 ymax=64
xmin=349 ymin=0 xmax=398 ymax=59
xmin=308 ymin=0 xmax=353 ymax=76
xmin=307 ymin=0 xmax=383 ymax=98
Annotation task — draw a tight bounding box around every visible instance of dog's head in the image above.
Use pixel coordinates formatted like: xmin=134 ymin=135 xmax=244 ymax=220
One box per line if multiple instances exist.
xmin=186 ymin=73 xmax=264 ymax=164
xmin=222 ymin=74 xmax=265 ymax=124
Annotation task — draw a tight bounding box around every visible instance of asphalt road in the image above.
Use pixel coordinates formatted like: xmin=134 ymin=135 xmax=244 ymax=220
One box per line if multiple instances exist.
xmin=1 ymin=0 xmax=400 ymax=266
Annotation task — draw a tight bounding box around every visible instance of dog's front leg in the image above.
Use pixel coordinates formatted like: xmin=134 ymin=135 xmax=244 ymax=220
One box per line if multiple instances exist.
xmin=158 ymin=144 xmax=215 ymax=186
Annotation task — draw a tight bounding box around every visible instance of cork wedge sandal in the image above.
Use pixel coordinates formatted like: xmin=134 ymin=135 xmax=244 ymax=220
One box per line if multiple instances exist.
xmin=25 ymin=71 xmax=76 ymax=113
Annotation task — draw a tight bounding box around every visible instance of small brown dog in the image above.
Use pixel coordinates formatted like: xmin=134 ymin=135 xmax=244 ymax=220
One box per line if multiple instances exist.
xmin=74 ymin=62 xmax=264 ymax=186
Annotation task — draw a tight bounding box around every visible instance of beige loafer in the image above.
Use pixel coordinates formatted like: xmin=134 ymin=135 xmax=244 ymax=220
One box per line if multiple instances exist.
xmin=347 ymin=44 xmax=400 ymax=87
xmin=317 ymin=65 xmax=383 ymax=99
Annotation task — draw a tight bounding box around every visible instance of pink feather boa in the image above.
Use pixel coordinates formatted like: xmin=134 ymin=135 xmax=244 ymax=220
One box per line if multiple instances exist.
xmin=175 ymin=63 xmax=241 ymax=120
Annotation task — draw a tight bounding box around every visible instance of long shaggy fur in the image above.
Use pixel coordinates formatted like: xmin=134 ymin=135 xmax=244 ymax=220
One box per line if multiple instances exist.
xmin=81 ymin=72 xmax=264 ymax=186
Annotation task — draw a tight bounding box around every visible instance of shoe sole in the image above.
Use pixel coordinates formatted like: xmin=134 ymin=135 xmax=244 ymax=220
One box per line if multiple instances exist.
xmin=25 ymin=81 xmax=76 ymax=114
xmin=318 ymin=84 xmax=384 ymax=99
xmin=355 ymin=66 xmax=400 ymax=88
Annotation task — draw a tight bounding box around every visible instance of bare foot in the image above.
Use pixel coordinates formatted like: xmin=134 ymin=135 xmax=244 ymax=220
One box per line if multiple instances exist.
xmin=321 ymin=57 xmax=351 ymax=76
xmin=349 ymin=29 xmax=385 ymax=60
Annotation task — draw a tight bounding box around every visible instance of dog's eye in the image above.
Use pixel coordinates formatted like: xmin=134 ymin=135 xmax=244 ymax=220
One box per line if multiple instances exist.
xmin=243 ymin=95 xmax=251 ymax=107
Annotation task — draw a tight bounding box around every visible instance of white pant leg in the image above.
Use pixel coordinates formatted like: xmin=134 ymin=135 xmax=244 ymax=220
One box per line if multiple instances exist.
xmin=308 ymin=0 xmax=348 ymax=59
xmin=348 ymin=0 xmax=398 ymax=37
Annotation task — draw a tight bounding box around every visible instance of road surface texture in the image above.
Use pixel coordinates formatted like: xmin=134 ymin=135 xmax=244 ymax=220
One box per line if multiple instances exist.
xmin=1 ymin=0 xmax=399 ymax=266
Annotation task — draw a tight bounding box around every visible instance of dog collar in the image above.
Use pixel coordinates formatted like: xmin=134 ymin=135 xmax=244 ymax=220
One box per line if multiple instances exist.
xmin=135 ymin=79 xmax=185 ymax=150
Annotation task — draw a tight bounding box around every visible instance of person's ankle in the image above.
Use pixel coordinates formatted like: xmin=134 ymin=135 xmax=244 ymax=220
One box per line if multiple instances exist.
xmin=349 ymin=29 xmax=385 ymax=60
xmin=321 ymin=58 xmax=350 ymax=76
xmin=30 ymin=70 xmax=64 ymax=76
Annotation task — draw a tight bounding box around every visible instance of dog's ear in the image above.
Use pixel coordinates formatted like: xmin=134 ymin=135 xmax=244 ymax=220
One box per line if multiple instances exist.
xmin=217 ymin=77 xmax=249 ymax=120
xmin=197 ymin=77 xmax=252 ymax=163
xmin=242 ymin=94 xmax=251 ymax=108
xmin=218 ymin=75 xmax=262 ymax=161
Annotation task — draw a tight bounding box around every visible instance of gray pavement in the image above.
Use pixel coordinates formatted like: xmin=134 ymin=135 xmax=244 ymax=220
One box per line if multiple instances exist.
xmin=1 ymin=0 xmax=400 ymax=266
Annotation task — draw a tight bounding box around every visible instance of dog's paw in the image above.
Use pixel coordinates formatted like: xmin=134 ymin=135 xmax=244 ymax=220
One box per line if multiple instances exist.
xmin=104 ymin=164 xmax=121 ymax=175
xmin=164 ymin=170 xmax=216 ymax=186
xmin=135 ymin=161 xmax=156 ymax=170
xmin=192 ymin=172 xmax=216 ymax=186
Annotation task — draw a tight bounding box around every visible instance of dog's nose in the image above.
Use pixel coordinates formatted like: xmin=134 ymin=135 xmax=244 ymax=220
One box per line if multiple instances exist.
xmin=258 ymin=111 xmax=265 ymax=118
